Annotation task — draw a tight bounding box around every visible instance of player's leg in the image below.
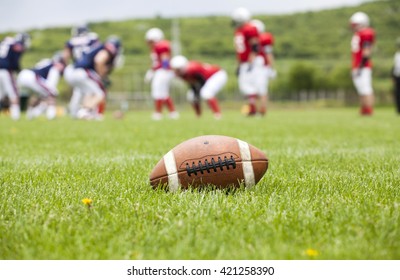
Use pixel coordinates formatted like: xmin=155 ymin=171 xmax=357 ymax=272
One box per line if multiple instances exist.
xmin=34 ymin=74 xmax=59 ymax=120
xmin=259 ymin=95 xmax=268 ymax=116
xmin=45 ymin=95 xmax=57 ymax=120
xmin=17 ymin=69 xmax=33 ymax=118
xmin=187 ymin=89 xmax=201 ymax=117
xmin=151 ymin=69 xmax=165 ymax=120
xmin=68 ymin=87 xmax=83 ymax=118
xmin=200 ymin=70 xmax=227 ymax=119
xmin=238 ymin=63 xmax=258 ymax=116
xmin=359 ymin=95 xmax=374 ymax=115
xmin=256 ymin=65 xmax=269 ymax=116
xmin=1 ymin=70 xmax=20 ymax=120
xmin=152 ymin=69 xmax=178 ymax=120
xmin=353 ymin=68 xmax=374 ymax=115
xmin=64 ymin=65 xmax=82 ymax=117
xmin=395 ymin=78 xmax=400 ymax=114
xmin=162 ymin=70 xmax=178 ymax=119
xmin=74 ymin=69 xmax=106 ymax=120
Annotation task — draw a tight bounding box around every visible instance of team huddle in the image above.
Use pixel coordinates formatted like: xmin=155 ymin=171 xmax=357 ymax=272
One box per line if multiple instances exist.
xmin=0 ymin=8 xmax=375 ymax=120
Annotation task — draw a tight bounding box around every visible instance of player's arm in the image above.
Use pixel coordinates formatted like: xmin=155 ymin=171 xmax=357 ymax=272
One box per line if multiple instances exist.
xmin=248 ymin=36 xmax=259 ymax=64
xmin=94 ymin=50 xmax=112 ymax=79
xmin=264 ymin=36 xmax=275 ymax=68
xmin=62 ymin=44 xmax=72 ymax=64
xmin=266 ymin=52 xmax=275 ymax=69
xmin=160 ymin=52 xmax=170 ymax=69
xmin=46 ymin=67 xmax=62 ymax=96
xmin=194 ymin=73 xmax=206 ymax=88
xmin=190 ymin=82 xmax=202 ymax=102
xmin=11 ymin=43 xmax=24 ymax=72
xmin=359 ymin=42 xmax=372 ymax=69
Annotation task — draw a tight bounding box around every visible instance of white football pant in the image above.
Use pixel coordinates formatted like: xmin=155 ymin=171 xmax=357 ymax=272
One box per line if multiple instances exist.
xmin=0 ymin=69 xmax=20 ymax=120
xmin=201 ymin=69 xmax=227 ymax=100
xmin=352 ymin=68 xmax=373 ymax=96
xmin=151 ymin=68 xmax=174 ymax=99
xmin=238 ymin=56 xmax=265 ymax=96
xmin=66 ymin=67 xmax=105 ymax=102
xmin=64 ymin=65 xmax=83 ymax=117
xmin=17 ymin=69 xmax=59 ymax=98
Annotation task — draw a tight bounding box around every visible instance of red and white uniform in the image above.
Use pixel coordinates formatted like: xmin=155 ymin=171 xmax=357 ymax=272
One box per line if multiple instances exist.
xmin=258 ymin=32 xmax=274 ymax=66
xmin=255 ymin=32 xmax=275 ymax=96
xmin=234 ymin=23 xmax=263 ymax=96
xmin=234 ymin=23 xmax=259 ymax=63
xmin=150 ymin=40 xmax=170 ymax=70
xmin=149 ymin=40 xmax=174 ymax=99
xmin=351 ymin=27 xmax=375 ymax=95
xmin=178 ymin=61 xmax=227 ymax=100
xmin=351 ymin=28 xmax=375 ymax=69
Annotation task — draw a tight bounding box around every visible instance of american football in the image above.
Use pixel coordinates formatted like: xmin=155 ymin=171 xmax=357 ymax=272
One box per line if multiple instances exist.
xmin=149 ymin=135 xmax=268 ymax=191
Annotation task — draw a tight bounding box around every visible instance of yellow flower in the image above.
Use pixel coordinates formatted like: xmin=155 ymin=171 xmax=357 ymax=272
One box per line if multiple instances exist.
xmin=305 ymin=248 xmax=319 ymax=257
xmin=82 ymin=198 xmax=93 ymax=207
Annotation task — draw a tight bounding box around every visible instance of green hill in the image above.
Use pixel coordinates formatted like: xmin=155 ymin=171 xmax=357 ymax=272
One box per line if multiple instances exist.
xmin=2 ymin=0 xmax=399 ymax=103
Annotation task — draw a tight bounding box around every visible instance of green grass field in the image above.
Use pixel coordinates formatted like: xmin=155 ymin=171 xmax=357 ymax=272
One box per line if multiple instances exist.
xmin=0 ymin=107 xmax=399 ymax=260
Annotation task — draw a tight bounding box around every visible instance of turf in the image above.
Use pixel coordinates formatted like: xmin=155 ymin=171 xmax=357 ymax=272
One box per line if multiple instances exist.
xmin=0 ymin=107 xmax=399 ymax=260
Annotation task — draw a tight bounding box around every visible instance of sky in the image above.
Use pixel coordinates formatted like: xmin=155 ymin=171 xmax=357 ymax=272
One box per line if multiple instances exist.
xmin=1 ymin=0 xmax=368 ymax=32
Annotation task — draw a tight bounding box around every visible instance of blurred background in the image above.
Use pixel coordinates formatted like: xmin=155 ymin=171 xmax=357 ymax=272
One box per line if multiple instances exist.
xmin=1 ymin=0 xmax=398 ymax=110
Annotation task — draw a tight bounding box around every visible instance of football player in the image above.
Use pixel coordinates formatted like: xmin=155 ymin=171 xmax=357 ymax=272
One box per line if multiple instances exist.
xmin=66 ymin=36 xmax=122 ymax=120
xmin=231 ymin=7 xmax=262 ymax=116
xmin=251 ymin=19 xmax=276 ymax=116
xmin=392 ymin=37 xmax=400 ymax=114
xmin=170 ymin=55 xmax=226 ymax=119
xmin=17 ymin=52 xmax=66 ymax=120
xmin=63 ymin=24 xmax=99 ymax=117
xmin=0 ymin=33 xmax=30 ymax=120
xmin=349 ymin=12 xmax=375 ymax=116
xmin=145 ymin=27 xmax=179 ymax=120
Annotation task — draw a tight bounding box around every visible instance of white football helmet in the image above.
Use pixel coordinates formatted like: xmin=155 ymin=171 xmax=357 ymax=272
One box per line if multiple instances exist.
xmin=250 ymin=19 xmax=265 ymax=33
xmin=232 ymin=7 xmax=251 ymax=25
xmin=145 ymin=28 xmax=164 ymax=42
xmin=170 ymin=55 xmax=188 ymax=70
xmin=350 ymin=12 xmax=370 ymax=28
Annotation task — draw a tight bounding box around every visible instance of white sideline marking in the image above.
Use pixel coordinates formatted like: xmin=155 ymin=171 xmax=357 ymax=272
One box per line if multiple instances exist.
xmin=163 ymin=150 xmax=179 ymax=192
xmin=237 ymin=139 xmax=255 ymax=188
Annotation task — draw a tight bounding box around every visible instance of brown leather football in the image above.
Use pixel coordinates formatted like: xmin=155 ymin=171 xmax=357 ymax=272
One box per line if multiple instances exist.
xmin=149 ymin=135 xmax=268 ymax=191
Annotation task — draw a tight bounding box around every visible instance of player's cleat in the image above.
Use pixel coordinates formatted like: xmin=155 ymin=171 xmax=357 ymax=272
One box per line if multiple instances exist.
xmin=360 ymin=106 xmax=373 ymax=116
xmin=240 ymin=104 xmax=250 ymax=115
xmin=259 ymin=107 xmax=267 ymax=116
xmin=152 ymin=112 xmax=163 ymax=121
xmin=214 ymin=113 xmax=222 ymax=120
xmin=169 ymin=111 xmax=180 ymax=120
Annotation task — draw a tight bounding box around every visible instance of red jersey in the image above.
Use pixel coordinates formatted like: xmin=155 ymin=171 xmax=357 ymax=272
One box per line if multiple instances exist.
xmin=150 ymin=40 xmax=171 ymax=70
xmin=234 ymin=23 xmax=259 ymax=63
xmin=351 ymin=27 xmax=375 ymax=69
xmin=258 ymin=32 xmax=274 ymax=65
xmin=179 ymin=61 xmax=220 ymax=85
